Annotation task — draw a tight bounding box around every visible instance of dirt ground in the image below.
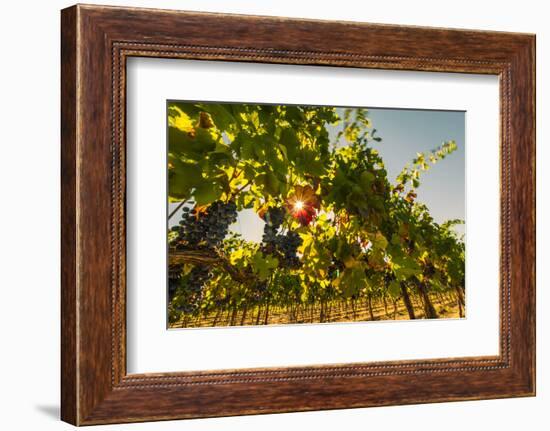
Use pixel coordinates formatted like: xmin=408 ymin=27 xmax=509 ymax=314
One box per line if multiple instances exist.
xmin=170 ymin=293 xmax=463 ymax=329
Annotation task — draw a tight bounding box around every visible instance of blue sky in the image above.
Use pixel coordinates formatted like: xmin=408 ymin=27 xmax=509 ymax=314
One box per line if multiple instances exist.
xmin=363 ymin=108 xmax=465 ymax=235
xmin=169 ymin=106 xmax=465 ymax=239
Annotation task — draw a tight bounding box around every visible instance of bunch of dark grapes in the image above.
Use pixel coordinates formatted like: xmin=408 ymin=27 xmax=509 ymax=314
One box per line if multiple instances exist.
xmin=275 ymin=231 xmax=302 ymax=268
xmin=423 ymin=261 xmax=436 ymax=277
xmin=265 ymin=206 xmax=285 ymax=229
xmin=175 ymin=265 xmax=211 ymax=315
xmin=260 ymin=206 xmax=302 ymax=269
xmin=168 ymin=264 xmax=183 ymax=302
xmin=251 ymin=280 xmax=268 ymax=303
xmin=170 ymin=200 xmax=238 ymax=250
xmin=261 ymin=207 xmax=285 ymax=253
xmin=214 ymin=295 xmax=231 ymax=308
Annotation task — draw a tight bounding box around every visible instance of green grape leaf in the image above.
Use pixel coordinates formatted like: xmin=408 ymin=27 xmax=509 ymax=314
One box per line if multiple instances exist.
xmin=252 ymin=252 xmax=279 ymax=280
xmin=168 ymin=160 xmax=202 ymax=200
xmin=388 ymin=280 xmax=401 ymax=298
xmin=194 ymin=181 xmax=223 ymax=206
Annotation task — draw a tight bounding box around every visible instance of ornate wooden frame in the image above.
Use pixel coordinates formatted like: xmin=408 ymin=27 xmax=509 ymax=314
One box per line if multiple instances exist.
xmin=61 ymin=4 xmax=535 ymax=425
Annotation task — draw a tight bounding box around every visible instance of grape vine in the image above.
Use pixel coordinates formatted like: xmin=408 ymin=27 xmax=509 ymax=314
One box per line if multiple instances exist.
xmin=166 ymin=102 xmax=465 ymax=327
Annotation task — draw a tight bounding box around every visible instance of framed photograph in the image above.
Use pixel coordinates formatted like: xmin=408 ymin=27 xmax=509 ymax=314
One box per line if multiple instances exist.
xmin=61 ymin=4 xmax=536 ymax=425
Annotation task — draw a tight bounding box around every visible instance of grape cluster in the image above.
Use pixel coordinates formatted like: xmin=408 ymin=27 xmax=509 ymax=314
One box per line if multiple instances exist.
xmin=175 ymin=265 xmax=212 ymax=315
xmin=168 ymin=268 xmax=182 ymax=301
xmin=214 ymin=295 xmax=230 ymax=308
xmin=261 ymin=206 xmax=285 ymax=251
xmin=260 ymin=206 xmax=302 ymax=269
xmin=170 ymin=200 xmax=238 ymax=250
xmin=277 ymin=231 xmax=302 ymax=268
xmin=423 ymin=262 xmax=436 ymax=277
xmin=264 ymin=206 xmax=285 ymax=230
xmin=251 ymin=280 xmax=268 ymax=303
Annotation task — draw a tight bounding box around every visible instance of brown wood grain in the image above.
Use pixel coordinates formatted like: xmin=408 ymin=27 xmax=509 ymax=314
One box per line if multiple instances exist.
xmin=61 ymin=4 xmax=535 ymax=425
xmin=60 ymin=5 xmax=78 ymax=425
